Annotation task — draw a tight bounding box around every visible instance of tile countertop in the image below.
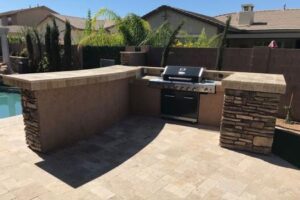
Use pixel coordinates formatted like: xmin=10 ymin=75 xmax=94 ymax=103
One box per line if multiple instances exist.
xmin=2 ymin=65 xmax=142 ymax=91
xmin=222 ymin=72 xmax=286 ymax=94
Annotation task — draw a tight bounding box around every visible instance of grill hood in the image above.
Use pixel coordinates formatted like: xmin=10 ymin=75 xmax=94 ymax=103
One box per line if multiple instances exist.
xmin=162 ymin=66 xmax=204 ymax=83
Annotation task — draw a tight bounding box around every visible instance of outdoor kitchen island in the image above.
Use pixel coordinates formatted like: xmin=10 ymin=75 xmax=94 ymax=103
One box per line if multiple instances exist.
xmin=2 ymin=65 xmax=286 ymax=154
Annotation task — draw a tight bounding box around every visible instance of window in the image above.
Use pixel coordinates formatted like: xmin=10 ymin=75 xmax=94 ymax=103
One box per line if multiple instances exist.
xmin=0 ymin=18 xmax=2 ymax=25
xmin=7 ymin=16 xmax=12 ymax=25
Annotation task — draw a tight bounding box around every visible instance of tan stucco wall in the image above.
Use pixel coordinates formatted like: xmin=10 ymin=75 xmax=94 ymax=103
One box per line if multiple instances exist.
xmin=129 ymin=80 xmax=161 ymax=117
xmin=36 ymin=78 xmax=130 ymax=152
xmin=130 ymin=79 xmax=223 ymax=127
xmin=0 ymin=15 xmax=17 ymax=26
xmin=198 ymin=84 xmax=224 ymax=127
xmin=146 ymin=9 xmax=219 ymax=37
xmin=37 ymin=17 xmax=84 ymax=44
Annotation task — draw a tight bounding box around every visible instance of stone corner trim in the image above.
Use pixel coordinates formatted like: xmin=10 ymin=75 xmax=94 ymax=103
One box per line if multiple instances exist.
xmin=220 ymin=89 xmax=280 ymax=154
xmin=21 ymin=89 xmax=42 ymax=152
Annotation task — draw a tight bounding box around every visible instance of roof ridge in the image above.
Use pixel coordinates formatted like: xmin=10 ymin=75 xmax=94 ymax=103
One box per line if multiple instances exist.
xmin=215 ymin=8 xmax=300 ymax=18
xmin=144 ymin=5 xmax=227 ymax=27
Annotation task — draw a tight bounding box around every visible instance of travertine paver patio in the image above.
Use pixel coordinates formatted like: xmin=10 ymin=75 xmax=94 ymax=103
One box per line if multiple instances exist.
xmin=0 ymin=116 xmax=299 ymax=200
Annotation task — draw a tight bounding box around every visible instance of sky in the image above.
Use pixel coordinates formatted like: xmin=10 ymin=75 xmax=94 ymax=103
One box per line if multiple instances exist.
xmin=1 ymin=0 xmax=300 ymax=18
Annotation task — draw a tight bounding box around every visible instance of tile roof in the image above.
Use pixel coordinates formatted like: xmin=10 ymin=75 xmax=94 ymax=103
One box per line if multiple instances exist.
xmin=40 ymin=13 xmax=115 ymax=30
xmin=0 ymin=6 xmax=57 ymax=17
xmin=215 ymin=9 xmax=300 ymax=32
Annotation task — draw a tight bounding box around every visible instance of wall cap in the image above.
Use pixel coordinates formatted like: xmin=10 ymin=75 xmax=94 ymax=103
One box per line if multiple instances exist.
xmin=222 ymin=72 xmax=286 ymax=94
xmin=3 ymin=65 xmax=142 ymax=91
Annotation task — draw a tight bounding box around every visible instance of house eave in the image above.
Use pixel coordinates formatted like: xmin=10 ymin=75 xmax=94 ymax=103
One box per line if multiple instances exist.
xmin=228 ymin=32 xmax=300 ymax=39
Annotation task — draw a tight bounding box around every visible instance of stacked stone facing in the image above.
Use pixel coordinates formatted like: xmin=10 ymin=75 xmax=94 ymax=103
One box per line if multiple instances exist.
xmin=21 ymin=89 xmax=41 ymax=151
xmin=220 ymin=89 xmax=280 ymax=154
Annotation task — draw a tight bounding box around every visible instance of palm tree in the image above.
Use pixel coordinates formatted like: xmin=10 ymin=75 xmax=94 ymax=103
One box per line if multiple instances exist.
xmin=90 ymin=8 xmax=150 ymax=46
xmin=139 ymin=21 xmax=173 ymax=47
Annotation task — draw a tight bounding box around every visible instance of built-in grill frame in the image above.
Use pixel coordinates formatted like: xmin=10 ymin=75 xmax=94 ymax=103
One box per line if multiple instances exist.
xmin=149 ymin=65 xmax=217 ymax=123
xmin=161 ymin=89 xmax=200 ymax=123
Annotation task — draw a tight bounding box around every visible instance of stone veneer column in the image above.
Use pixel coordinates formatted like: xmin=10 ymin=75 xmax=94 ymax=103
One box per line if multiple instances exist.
xmin=21 ymin=89 xmax=42 ymax=151
xmin=220 ymin=89 xmax=280 ymax=154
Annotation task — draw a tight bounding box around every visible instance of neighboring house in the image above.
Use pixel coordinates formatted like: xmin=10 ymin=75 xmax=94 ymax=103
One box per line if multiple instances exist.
xmin=0 ymin=6 xmax=57 ymax=35
xmin=216 ymin=4 xmax=300 ymax=48
xmin=37 ymin=13 xmax=114 ymax=44
xmin=0 ymin=5 xmax=113 ymax=44
xmin=142 ymin=5 xmax=230 ymax=38
xmin=143 ymin=4 xmax=300 ymax=48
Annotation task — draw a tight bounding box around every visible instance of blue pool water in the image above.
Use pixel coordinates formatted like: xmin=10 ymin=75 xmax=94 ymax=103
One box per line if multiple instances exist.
xmin=0 ymin=90 xmax=22 ymax=119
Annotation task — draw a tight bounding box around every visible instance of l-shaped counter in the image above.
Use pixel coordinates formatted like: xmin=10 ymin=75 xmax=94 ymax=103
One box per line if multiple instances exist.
xmin=3 ymin=65 xmax=286 ymax=154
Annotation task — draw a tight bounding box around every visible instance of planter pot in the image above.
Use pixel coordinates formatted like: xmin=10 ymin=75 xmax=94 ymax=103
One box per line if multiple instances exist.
xmin=10 ymin=56 xmax=29 ymax=73
xmin=273 ymin=127 xmax=300 ymax=168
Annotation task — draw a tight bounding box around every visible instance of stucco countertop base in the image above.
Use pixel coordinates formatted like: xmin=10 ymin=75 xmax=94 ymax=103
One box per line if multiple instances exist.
xmin=222 ymin=72 xmax=286 ymax=94
xmin=2 ymin=65 xmax=142 ymax=90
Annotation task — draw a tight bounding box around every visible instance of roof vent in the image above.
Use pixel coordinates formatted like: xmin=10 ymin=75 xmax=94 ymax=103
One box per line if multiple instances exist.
xmin=239 ymin=4 xmax=254 ymax=25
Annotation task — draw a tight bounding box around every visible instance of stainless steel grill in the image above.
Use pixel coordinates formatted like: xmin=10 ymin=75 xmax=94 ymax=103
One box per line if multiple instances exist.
xmin=149 ymin=65 xmax=216 ymax=123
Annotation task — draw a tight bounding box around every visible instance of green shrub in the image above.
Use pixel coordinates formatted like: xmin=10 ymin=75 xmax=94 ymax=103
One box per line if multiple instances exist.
xmin=79 ymin=29 xmax=124 ymax=46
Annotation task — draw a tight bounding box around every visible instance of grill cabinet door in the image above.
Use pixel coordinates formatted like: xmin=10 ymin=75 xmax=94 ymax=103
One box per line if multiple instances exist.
xmin=161 ymin=89 xmax=199 ymax=122
xmin=161 ymin=90 xmax=178 ymax=116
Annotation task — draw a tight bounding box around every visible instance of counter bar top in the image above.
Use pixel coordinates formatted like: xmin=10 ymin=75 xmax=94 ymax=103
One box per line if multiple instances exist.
xmin=222 ymin=72 xmax=286 ymax=94
xmin=2 ymin=65 xmax=142 ymax=91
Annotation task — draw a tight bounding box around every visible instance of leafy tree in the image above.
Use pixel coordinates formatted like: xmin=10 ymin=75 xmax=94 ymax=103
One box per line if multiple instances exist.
xmin=173 ymin=29 xmax=221 ymax=48
xmin=195 ymin=29 xmax=220 ymax=48
xmin=161 ymin=21 xmax=184 ymax=67
xmin=64 ymin=20 xmax=72 ymax=69
xmin=7 ymin=34 xmax=23 ymax=44
xmin=50 ymin=19 xmax=61 ymax=71
xmin=79 ymin=29 xmax=124 ymax=46
xmin=216 ymin=16 xmax=231 ymax=70
xmin=84 ymin=9 xmax=92 ymax=35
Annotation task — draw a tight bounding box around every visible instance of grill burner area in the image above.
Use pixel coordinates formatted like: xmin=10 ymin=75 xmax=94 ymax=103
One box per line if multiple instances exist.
xmin=149 ymin=65 xmax=216 ymax=93
xmin=149 ymin=78 xmax=215 ymax=93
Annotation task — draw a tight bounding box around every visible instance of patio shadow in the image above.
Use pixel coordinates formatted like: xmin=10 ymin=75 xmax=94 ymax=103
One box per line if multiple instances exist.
xmin=35 ymin=116 xmax=165 ymax=188
xmin=224 ymin=148 xmax=299 ymax=170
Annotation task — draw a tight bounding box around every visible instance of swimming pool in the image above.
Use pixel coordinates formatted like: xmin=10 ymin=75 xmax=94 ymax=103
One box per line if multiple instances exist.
xmin=0 ymin=88 xmax=22 ymax=119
